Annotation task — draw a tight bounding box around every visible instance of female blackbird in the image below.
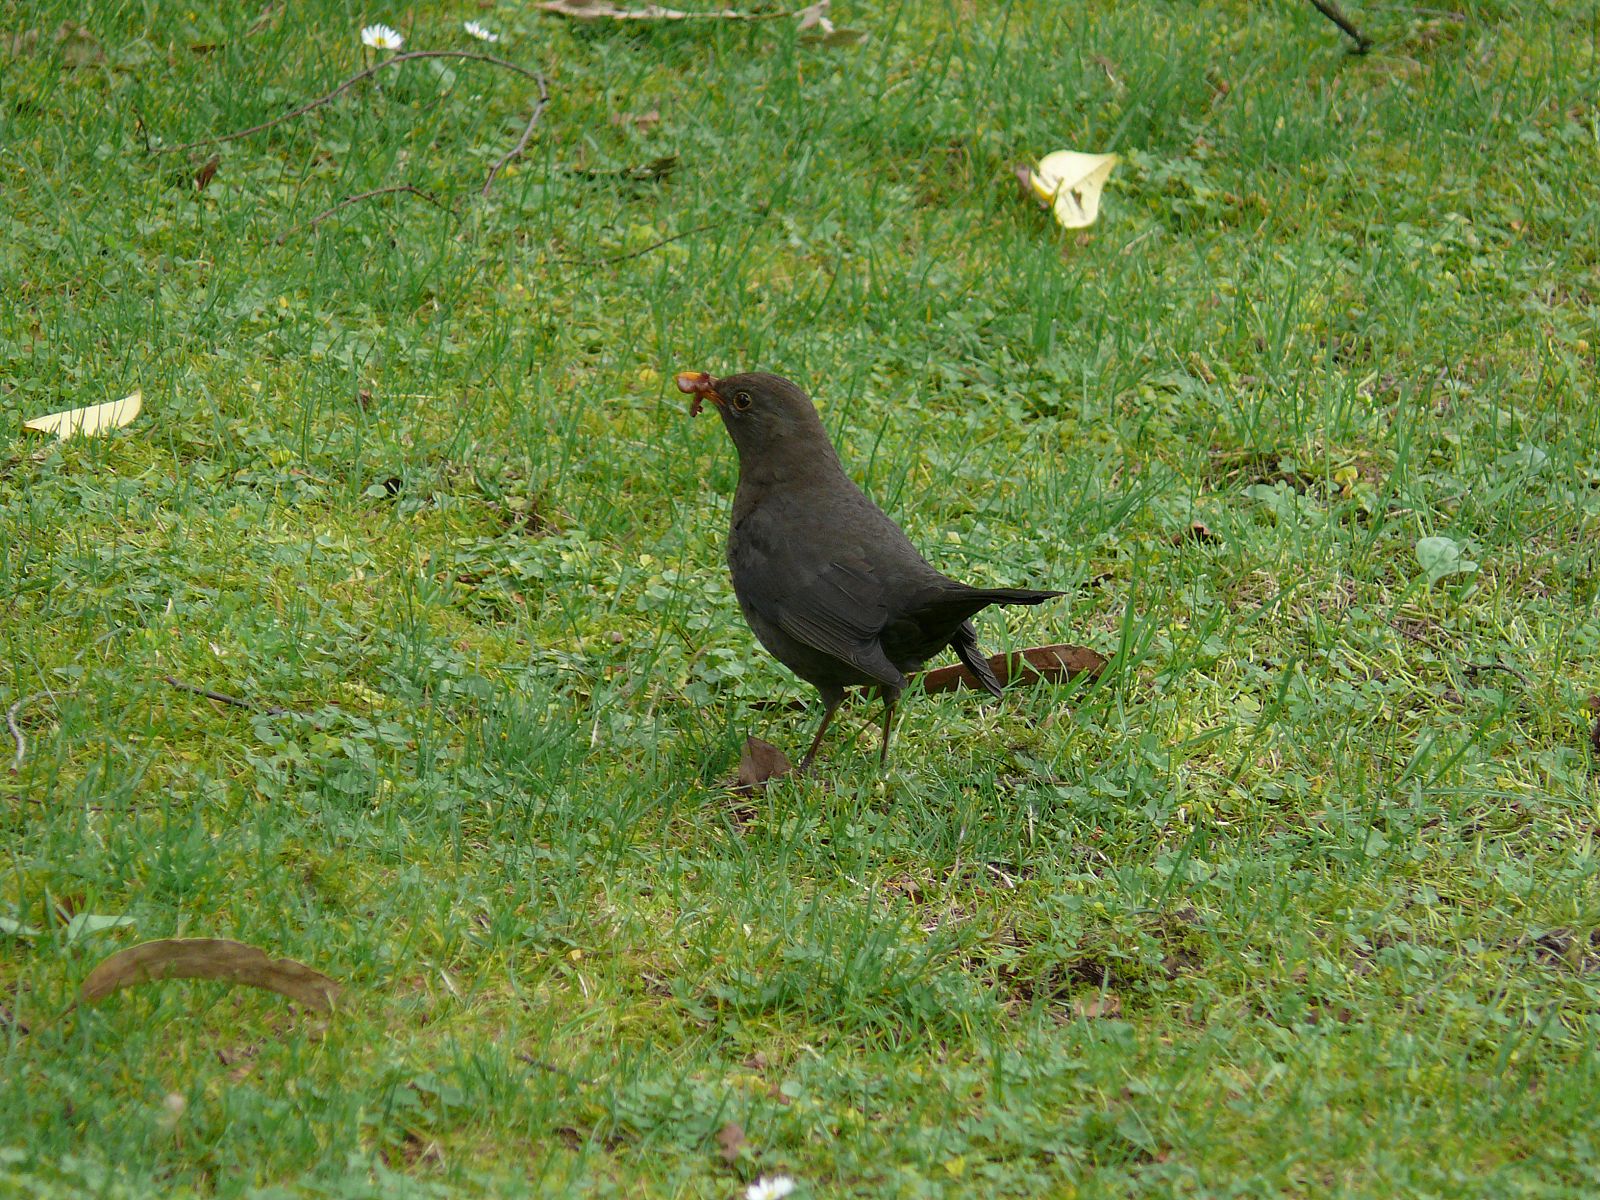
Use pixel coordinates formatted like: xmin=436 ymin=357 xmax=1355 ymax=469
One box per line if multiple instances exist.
xmin=678 ymin=369 xmax=1062 ymax=770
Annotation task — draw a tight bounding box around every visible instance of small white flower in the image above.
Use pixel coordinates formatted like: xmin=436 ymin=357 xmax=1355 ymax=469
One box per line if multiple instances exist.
xmin=463 ymin=20 xmax=499 ymax=42
xmin=360 ymin=23 xmax=404 ymax=50
xmin=745 ymin=1179 xmax=796 ymax=1200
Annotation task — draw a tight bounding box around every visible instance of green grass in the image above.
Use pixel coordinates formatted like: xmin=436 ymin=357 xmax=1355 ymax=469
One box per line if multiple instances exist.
xmin=3 ymin=0 xmax=1599 ymax=1195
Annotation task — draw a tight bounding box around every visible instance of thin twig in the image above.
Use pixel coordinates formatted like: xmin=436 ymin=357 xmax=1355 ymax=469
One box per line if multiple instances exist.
xmin=131 ymin=105 xmax=153 ymax=155
xmin=1462 ymin=662 xmax=1532 ymax=688
xmin=1307 ymin=0 xmax=1372 ymax=52
xmin=554 ymin=219 xmax=727 ymax=267
xmin=482 ymin=74 xmax=551 ymax=197
xmin=517 ymin=1052 xmax=595 ymax=1085
xmin=155 ymin=51 xmax=543 ymax=155
xmin=276 ymin=185 xmax=453 ymax=243
xmin=161 ymin=675 xmax=289 ymax=716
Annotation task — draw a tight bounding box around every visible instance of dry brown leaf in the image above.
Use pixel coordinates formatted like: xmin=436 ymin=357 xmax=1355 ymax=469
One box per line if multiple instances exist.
xmin=734 ymin=736 xmax=793 ymax=793
xmin=80 ymin=938 xmax=341 ymax=1012
xmin=24 ymin=390 xmax=142 ymax=440
xmin=1588 ymin=695 xmax=1600 ymax=755
xmin=193 ymin=155 xmax=221 ymax=191
xmin=715 ymin=1120 xmax=747 ymax=1162
xmin=1070 ymin=991 xmax=1122 ymax=1019
xmin=538 ymin=0 xmax=739 ymax=19
xmin=538 ymin=0 xmax=860 ymax=40
xmin=917 ymin=643 xmax=1107 ymax=696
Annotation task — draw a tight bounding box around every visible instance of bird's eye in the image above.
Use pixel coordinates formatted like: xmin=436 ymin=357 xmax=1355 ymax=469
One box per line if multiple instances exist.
xmin=732 ymin=391 xmax=753 ymax=411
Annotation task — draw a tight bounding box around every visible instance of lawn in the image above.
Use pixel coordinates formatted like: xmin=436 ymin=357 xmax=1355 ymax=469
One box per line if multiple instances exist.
xmin=3 ymin=0 xmax=1599 ymax=1195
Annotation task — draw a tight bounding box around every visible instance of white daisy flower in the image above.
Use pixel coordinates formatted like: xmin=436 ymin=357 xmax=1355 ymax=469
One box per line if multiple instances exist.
xmin=360 ymin=23 xmax=404 ymax=50
xmin=463 ymin=20 xmax=499 ymax=42
xmin=746 ymin=1179 xmax=796 ymax=1200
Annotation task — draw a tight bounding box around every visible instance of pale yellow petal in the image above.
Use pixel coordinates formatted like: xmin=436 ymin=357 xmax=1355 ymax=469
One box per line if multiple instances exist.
xmin=23 ymin=390 xmax=142 ymax=440
xmin=1032 ymin=151 xmax=1119 ymax=229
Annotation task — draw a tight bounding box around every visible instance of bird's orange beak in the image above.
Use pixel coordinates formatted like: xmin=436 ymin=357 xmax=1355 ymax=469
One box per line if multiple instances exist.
xmin=675 ymin=371 xmax=722 ymax=416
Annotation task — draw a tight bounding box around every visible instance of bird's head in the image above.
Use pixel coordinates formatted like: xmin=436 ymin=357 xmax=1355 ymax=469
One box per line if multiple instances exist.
xmin=675 ymin=370 xmax=829 ymax=464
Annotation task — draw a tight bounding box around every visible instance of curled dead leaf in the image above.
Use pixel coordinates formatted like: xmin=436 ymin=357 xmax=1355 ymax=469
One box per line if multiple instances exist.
xmin=539 ymin=0 xmax=748 ymax=19
xmin=193 ymin=155 xmax=221 ymax=191
xmin=80 ymin=938 xmax=341 ymax=1012
xmin=1070 ymin=991 xmax=1122 ymax=1019
xmin=1022 ymin=151 xmax=1120 ymax=229
xmin=715 ymin=1120 xmax=747 ymax=1163
xmin=917 ymin=643 xmax=1106 ymax=696
xmin=733 ymin=736 xmax=793 ymax=794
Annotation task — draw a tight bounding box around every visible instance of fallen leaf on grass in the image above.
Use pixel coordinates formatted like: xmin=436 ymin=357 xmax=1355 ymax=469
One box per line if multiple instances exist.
xmin=538 ymin=0 xmax=865 ymax=42
xmin=1070 ymin=991 xmax=1122 ymax=1019
xmin=733 ymin=736 xmax=793 ymax=793
xmin=715 ymin=1120 xmax=747 ymax=1163
xmin=81 ymin=938 xmax=341 ymax=1012
xmin=918 ymin=643 xmax=1107 ymax=696
xmin=1588 ymin=695 xmax=1599 ymax=755
xmin=192 ymin=155 xmax=221 ymax=191
xmin=1018 ymin=151 xmax=1119 ymax=229
xmin=24 ymin=390 xmax=142 ymax=440
xmin=538 ymin=0 xmax=757 ymax=19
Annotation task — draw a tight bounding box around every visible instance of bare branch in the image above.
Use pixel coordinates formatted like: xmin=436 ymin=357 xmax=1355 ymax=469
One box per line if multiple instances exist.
xmin=482 ymin=74 xmax=552 ymax=197
xmin=1307 ymin=0 xmax=1371 ymax=52
xmin=162 ymin=675 xmax=290 ymax=716
xmin=556 ymin=219 xmax=724 ymax=267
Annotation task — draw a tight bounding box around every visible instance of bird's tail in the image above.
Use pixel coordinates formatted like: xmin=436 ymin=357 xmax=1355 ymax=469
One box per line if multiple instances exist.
xmin=913 ymin=585 xmax=1064 ymax=638
xmin=965 ymin=587 xmax=1065 ymax=607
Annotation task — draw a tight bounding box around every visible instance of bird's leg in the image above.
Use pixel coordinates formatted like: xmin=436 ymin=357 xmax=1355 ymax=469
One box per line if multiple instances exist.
xmin=878 ymin=695 xmax=897 ymax=768
xmin=798 ymin=694 xmax=843 ymax=773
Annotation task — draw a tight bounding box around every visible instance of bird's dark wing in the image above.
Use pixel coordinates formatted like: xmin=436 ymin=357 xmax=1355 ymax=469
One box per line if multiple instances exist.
xmin=774 ymin=556 xmax=907 ymax=689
